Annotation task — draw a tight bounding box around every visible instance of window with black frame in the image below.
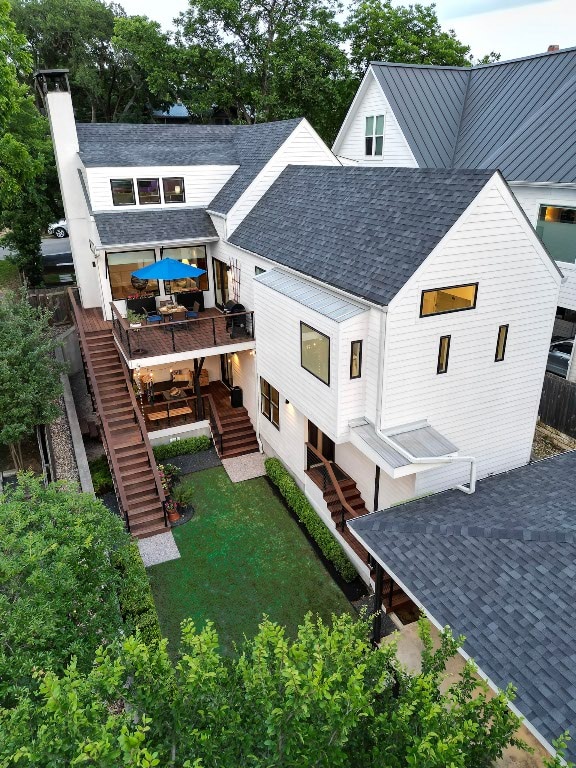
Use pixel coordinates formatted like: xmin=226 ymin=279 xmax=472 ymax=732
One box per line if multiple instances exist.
xmin=111 ymin=179 xmax=135 ymax=206
xmin=107 ymin=250 xmax=158 ymax=300
xmin=137 ymin=178 xmax=161 ymax=205
xmin=260 ymin=377 xmax=279 ymax=429
xmin=301 ymin=322 xmax=330 ymax=385
xmin=163 ymin=246 xmax=209 ymax=293
xmin=163 ymin=177 xmax=186 ymax=203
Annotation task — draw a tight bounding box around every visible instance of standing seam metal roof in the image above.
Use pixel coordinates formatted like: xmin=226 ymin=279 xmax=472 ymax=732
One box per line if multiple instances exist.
xmin=348 ymin=449 xmax=576 ymax=760
xmin=371 ymin=47 xmax=576 ymax=182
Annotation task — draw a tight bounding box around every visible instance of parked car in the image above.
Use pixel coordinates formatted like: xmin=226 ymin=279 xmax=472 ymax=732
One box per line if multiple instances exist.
xmin=546 ymin=339 xmax=574 ymax=378
xmin=47 ymin=219 xmax=68 ymax=238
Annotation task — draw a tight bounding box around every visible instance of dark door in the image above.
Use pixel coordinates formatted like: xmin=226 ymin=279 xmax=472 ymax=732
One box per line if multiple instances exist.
xmin=221 ymin=353 xmax=234 ymax=389
xmin=212 ymin=258 xmax=229 ymax=308
xmin=307 ymin=420 xmax=335 ymax=463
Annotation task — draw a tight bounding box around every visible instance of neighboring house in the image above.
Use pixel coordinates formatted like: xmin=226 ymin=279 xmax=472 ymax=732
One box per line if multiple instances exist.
xmin=349 ymin=448 xmax=576 ymax=762
xmin=333 ymin=47 xmax=576 ymax=353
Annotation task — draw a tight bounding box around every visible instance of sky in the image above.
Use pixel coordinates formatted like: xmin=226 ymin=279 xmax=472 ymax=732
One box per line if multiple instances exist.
xmin=117 ymin=0 xmax=575 ymax=62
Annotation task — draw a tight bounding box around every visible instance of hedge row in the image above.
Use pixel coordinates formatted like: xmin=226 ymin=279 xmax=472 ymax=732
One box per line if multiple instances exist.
xmin=112 ymin=541 xmax=162 ymax=645
xmin=265 ymin=457 xmax=358 ymax=583
xmin=152 ymin=435 xmax=212 ymax=461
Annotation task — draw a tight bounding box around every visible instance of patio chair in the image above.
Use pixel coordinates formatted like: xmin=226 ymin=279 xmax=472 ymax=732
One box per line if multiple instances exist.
xmin=146 ymin=309 xmax=162 ymax=324
xmin=185 ymin=301 xmax=201 ymax=319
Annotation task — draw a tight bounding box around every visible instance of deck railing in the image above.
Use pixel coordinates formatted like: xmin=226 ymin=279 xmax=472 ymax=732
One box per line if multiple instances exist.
xmin=305 ymin=442 xmax=357 ymax=532
xmin=110 ymin=303 xmax=254 ymax=359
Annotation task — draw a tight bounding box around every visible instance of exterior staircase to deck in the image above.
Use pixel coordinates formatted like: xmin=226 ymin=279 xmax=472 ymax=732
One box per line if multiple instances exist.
xmin=305 ymin=449 xmax=414 ymax=614
xmin=207 ymin=381 xmax=259 ymax=459
xmin=69 ymin=294 xmax=167 ymax=539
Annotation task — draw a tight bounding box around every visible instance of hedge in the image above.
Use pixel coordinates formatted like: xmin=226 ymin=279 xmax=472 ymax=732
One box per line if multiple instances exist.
xmin=152 ymin=435 xmax=212 ymax=461
xmin=112 ymin=541 xmax=162 ymax=645
xmin=88 ymin=455 xmax=113 ymax=495
xmin=265 ymin=458 xmax=358 ymax=583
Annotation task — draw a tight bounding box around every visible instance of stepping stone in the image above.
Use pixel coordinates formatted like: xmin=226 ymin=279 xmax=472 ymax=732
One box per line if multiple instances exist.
xmin=138 ymin=531 xmax=181 ymax=567
xmin=221 ymin=452 xmax=266 ymax=483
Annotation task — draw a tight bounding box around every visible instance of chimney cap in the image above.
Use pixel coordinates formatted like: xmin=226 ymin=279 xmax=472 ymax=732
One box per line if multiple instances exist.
xmin=547 ymin=44 xmax=560 ymax=52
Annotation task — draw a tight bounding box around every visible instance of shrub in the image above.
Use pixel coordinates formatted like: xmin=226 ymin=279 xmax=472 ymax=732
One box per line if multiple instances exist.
xmin=88 ymin=455 xmax=113 ymax=495
xmin=265 ymin=457 xmax=358 ymax=582
xmin=153 ymin=434 xmax=211 ymax=461
xmin=112 ymin=541 xmax=161 ymax=645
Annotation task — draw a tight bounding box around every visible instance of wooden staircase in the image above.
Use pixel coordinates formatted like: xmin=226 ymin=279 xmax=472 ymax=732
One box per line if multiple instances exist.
xmin=305 ymin=445 xmax=413 ymax=614
xmin=207 ymin=382 xmax=259 ymax=459
xmin=69 ymin=294 xmax=167 ymax=539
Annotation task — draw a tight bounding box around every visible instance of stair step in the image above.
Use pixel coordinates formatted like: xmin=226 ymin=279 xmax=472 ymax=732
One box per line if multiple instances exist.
xmin=102 ymin=405 xmax=134 ymax=416
xmin=126 ymin=490 xmax=159 ymax=506
xmin=118 ymin=455 xmax=149 ymax=470
xmin=131 ymin=521 xmax=169 ymax=539
xmin=129 ymin=499 xmax=164 ymax=515
xmin=221 ymin=445 xmax=259 ymax=459
xmin=123 ymin=470 xmax=154 ymax=486
xmin=113 ymin=436 xmax=144 ymax=449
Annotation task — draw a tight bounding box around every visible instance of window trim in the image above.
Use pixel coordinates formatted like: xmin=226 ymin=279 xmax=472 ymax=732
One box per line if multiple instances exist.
xmin=350 ymin=340 xmax=363 ymax=379
xmin=420 ymin=282 xmax=479 ymax=318
xmin=162 ymin=245 xmax=209 ymax=293
xmin=162 ymin=177 xmax=186 ymax=204
xmin=260 ymin=377 xmax=280 ymax=429
xmin=495 ymin=324 xmax=509 ymax=362
xmin=110 ymin=178 xmax=136 ymax=206
xmin=300 ymin=321 xmax=330 ymax=386
xmin=365 ymin=114 xmax=385 ymax=157
xmin=437 ymin=335 xmax=451 ymax=375
xmin=105 ymin=248 xmax=160 ymax=300
xmin=137 ymin=177 xmax=161 ymax=205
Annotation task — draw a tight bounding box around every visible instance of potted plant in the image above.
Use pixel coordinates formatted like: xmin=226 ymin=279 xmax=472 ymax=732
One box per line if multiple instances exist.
xmin=126 ymin=309 xmax=145 ymax=327
xmin=165 ymin=498 xmax=181 ymax=523
xmin=158 ymin=463 xmax=181 ymax=494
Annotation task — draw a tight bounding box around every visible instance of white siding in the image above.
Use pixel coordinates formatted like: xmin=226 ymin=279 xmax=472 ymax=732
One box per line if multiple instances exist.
xmin=208 ymin=239 xmax=271 ymax=310
xmin=208 ymin=212 xmax=227 ymax=240
xmin=86 ymin=165 xmax=238 ymax=212
xmin=510 ymin=183 xmax=576 ymax=310
xmin=382 ymin=176 xmax=561 ymax=495
xmin=227 ymin=120 xmax=339 ymax=234
xmin=333 ymin=70 xmax=418 ymax=168
xmin=260 ymin=401 xmax=307 ymax=487
xmin=231 ymin=350 xmax=257 ymax=425
xmin=335 ymin=312 xmax=370 ymax=436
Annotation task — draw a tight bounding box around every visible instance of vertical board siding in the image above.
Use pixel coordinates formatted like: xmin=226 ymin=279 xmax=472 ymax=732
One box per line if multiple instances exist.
xmin=382 ymin=180 xmax=560 ymax=495
xmin=511 ymin=183 xmax=576 ymax=310
xmin=227 ymin=121 xmax=339 ymax=234
xmin=86 ymin=165 xmax=238 ymax=212
xmin=260 ymin=401 xmax=307 ymax=485
xmin=539 ymin=372 xmax=576 ymax=438
xmin=335 ymin=72 xmax=418 ymax=167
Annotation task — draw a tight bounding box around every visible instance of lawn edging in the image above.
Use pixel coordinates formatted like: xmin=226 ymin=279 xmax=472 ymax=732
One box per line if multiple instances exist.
xmin=113 ymin=540 xmax=162 ymax=644
xmin=265 ymin=457 xmax=358 ymax=583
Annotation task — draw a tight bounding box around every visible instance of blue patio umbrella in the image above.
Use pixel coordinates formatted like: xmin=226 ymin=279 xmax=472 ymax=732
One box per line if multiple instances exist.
xmin=131 ymin=257 xmax=206 ymax=280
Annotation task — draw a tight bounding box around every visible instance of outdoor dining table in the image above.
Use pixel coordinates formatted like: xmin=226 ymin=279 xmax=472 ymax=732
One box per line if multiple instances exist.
xmin=158 ymin=304 xmax=186 ymax=320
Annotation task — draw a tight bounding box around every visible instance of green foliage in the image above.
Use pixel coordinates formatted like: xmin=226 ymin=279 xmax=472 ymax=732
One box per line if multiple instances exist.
xmin=0 ymin=290 xmax=65 ymax=468
xmin=112 ymin=541 xmax=162 ymax=645
xmin=265 ymin=457 xmax=358 ymax=582
xmin=152 ymin=434 xmax=211 ymax=460
xmin=0 ymin=475 xmax=128 ymax=704
xmin=0 ymin=259 xmax=20 ymax=290
xmin=89 ymin=453 xmax=114 ymax=494
xmin=544 ymin=732 xmax=574 ymax=768
xmin=0 ymin=614 xmax=526 ymax=766
xmin=172 ymin=481 xmax=195 ymax=507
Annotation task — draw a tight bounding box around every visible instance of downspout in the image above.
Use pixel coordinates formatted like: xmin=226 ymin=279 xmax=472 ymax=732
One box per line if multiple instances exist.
xmin=377 ymin=429 xmax=477 ymax=494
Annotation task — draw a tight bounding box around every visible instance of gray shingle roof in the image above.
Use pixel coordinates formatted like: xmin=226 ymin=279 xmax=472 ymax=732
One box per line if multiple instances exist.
xmin=94 ymin=208 xmax=217 ymax=248
xmin=77 ymin=119 xmax=302 ymax=212
xmin=348 ymin=450 xmax=576 ymax=759
xmin=230 ymin=166 xmax=494 ymax=306
xmin=371 ymin=47 xmax=576 ymax=183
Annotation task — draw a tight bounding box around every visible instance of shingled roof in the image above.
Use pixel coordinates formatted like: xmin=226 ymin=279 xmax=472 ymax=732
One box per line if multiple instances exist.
xmin=348 ymin=450 xmax=576 ymax=759
xmin=370 ymin=47 xmax=576 ymax=183
xmin=77 ymin=118 xmax=302 ymax=213
xmin=94 ymin=208 xmax=217 ymax=248
xmin=230 ymin=166 xmax=495 ymax=306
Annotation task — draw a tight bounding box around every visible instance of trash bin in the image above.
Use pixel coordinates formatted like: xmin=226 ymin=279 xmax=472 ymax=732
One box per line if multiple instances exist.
xmin=231 ymin=386 xmax=243 ymax=408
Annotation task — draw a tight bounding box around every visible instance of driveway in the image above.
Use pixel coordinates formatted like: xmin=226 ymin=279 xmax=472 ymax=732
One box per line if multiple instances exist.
xmin=0 ymin=237 xmax=72 ymax=262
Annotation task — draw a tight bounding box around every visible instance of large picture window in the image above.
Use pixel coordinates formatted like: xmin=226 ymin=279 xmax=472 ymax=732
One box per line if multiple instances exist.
xmin=420 ymin=283 xmax=478 ymax=317
xmin=107 ymin=250 xmax=158 ymax=300
xmin=111 ymin=179 xmax=135 ymax=206
xmin=301 ymin=322 xmax=330 ymax=385
xmin=260 ymin=378 xmax=279 ymax=429
xmin=365 ymin=115 xmax=384 ymax=156
xmin=137 ymin=178 xmax=161 ymax=205
xmin=536 ymin=205 xmax=576 ymax=264
xmin=163 ymin=246 xmax=209 ymax=292
xmin=163 ymin=177 xmax=186 ymax=204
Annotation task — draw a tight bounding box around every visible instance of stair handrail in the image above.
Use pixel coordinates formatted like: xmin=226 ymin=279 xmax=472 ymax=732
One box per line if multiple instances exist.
xmin=205 ymin=392 xmax=224 ymax=455
xmin=306 ymin=442 xmax=357 ymax=531
xmin=67 ymin=289 xmax=133 ymax=525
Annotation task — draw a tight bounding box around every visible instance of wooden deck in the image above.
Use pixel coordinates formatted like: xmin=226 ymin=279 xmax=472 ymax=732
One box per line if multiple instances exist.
xmin=112 ymin=307 xmax=255 ymax=360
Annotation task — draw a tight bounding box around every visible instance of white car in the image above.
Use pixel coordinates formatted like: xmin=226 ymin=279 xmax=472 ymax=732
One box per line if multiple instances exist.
xmin=47 ymin=219 xmax=68 ymax=238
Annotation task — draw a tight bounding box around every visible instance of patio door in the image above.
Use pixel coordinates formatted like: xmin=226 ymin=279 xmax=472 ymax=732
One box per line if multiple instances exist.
xmin=307 ymin=420 xmax=335 ymax=464
xmin=221 ymin=353 xmax=234 ymax=389
xmin=212 ymin=258 xmax=229 ymax=308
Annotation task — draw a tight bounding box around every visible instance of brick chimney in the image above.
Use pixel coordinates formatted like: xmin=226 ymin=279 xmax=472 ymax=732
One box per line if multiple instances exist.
xmin=548 ymin=45 xmax=560 ymax=52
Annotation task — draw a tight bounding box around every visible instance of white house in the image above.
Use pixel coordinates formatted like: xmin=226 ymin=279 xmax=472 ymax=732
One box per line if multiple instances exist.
xmin=333 ymin=48 xmax=576 ymax=343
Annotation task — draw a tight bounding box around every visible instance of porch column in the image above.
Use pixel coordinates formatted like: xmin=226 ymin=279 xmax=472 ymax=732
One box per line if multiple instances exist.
xmin=371 ymin=562 xmax=384 ymax=647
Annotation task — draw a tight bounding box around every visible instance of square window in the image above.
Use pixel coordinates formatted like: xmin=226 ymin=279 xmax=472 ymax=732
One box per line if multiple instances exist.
xmin=111 ymin=179 xmax=135 ymax=206
xmin=163 ymin=245 xmax=209 ymax=293
xmin=163 ymin=177 xmax=186 ymax=204
xmin=107 ymin=249 xmax=158 ymax=300
xmin=137 ymin=178 xmax=161 ymax=205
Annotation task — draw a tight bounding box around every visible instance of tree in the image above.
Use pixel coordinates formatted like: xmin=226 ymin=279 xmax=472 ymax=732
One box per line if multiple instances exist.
xmin=0 ymin=0 xmax=57 ymax=285
xmin=345 ymin=0 xmax=473 ymax=77
xmin=0 ymin=291 xmax=64 ymax=468
xmin=0 ymin=614 xmax=528 ymax=766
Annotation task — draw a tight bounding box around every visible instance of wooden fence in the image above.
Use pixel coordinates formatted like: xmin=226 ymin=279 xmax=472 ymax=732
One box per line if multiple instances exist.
xmin=28 ymin=287 xmax=73 ymax=325
xmin=538 ymin=372 xmax=576 ymax=438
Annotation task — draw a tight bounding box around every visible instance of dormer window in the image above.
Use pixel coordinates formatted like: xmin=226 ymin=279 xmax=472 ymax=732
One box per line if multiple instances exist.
xmin=163 ymin=177 xmax=186 ymax=203
xmin=137 ymin=178 xmax=161 ymax=205
xmin=365 ymin=115 xmax=384 ymax=156
xmin=111 ymin=179 xmax=135 ymax=206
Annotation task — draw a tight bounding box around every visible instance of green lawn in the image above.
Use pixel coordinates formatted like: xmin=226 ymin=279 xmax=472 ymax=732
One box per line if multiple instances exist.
xmin=148 ymin=466 xmax=353 ymax=655
xmin=0 ymin=260 xmax=20 ymax=291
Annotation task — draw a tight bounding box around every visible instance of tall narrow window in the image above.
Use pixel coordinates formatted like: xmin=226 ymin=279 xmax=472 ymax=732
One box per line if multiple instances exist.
xmin=111 ymin=179 xmax=135 ymax=206
xmin=365 ymin=115 xmax=385 ymax=156
xmin=437 ymin=335 xmax=451 ymax=374
xmin=301 ymin=322 xmax=330 ymax=385
xmin=260 ymin=377 xmax=280 ymax=429
xmin=350 ymin=340 xmax=362 ymax=379
xmin=495 ymin=324 xmax=509 ymax=362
